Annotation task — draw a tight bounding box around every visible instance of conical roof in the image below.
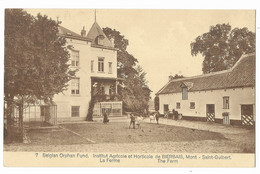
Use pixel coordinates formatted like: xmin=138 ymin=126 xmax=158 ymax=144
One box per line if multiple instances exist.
xmin=86 ymin=22 xmax=113 ymax=48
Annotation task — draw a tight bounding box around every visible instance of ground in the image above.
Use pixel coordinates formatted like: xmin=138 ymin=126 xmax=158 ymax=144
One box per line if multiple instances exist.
xmin=4 ymin=117 xmax=255 ymax=153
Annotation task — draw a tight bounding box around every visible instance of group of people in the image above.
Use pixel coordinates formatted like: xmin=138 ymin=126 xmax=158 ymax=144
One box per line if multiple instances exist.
xmin=164 ymin=109 xmax=180 ymax=120
xmin=103 ymin=111 xmax=162 ymax=127
xmin=129 ymin=111 xmax=160 ymax=129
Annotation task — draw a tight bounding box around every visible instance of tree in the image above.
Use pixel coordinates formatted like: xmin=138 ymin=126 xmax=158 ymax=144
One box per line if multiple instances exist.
xmin=4 ymin=9 xmax=75 ymax=141
xmin=169 ymin=74 xmax=184 ymax=81
xmin=190 ymin=23 xmax=255 ymax=74
xmin=154 ymin=96 xmax=159 ymax=111
xmin=103 ymin=27 xmax=151 ymax=114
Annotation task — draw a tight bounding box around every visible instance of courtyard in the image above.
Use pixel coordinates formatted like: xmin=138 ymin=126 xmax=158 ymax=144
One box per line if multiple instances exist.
xmin=4 ymin=117 xmax=255 ymax=153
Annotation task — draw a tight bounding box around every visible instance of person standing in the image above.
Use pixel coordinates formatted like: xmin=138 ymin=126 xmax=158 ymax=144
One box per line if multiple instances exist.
xmin=155 ymin=111 xmax=160 ymax=124
xmin=129 ymin=113 xmax=136 ymax=129
xmin=103 ymin=111 xmax=109 ymax=124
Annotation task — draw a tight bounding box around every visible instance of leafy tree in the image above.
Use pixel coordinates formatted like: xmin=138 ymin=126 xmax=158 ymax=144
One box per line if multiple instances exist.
xmin=4 ymin=9 xmax=75 ymax=140
xmin=103 ymin=27 xmax=151 ymax=114
xmin=190 ymin=23 xmax=255 ymax=74
xmin=154 ymin=96 xmax=159 ymax=111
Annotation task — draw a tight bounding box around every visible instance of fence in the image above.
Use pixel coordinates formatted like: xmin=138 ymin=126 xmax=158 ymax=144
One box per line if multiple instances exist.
xmin=93 ymin=101 xmax=122 ymax=117
xmin=8 ymin=101 xmax=57 ymax=128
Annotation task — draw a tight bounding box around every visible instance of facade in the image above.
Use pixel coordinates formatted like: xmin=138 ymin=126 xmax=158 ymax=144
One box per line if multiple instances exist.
xmin=52 ymin=22 xmax=121 ymax=122
xmin=156 ymin=54 xmax=255 ymax=126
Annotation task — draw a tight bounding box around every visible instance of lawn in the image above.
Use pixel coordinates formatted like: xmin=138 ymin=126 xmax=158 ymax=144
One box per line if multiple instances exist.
xmin=27 ymin=122 xmax=226 ymax=145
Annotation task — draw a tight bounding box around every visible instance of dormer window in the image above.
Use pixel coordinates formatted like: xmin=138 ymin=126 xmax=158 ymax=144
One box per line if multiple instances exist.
xmin=182 ymin=87 xmax=188 ymax=100
xmin=96 ymin=35 xmax=105 ymax=45
xmin=181 ymin=83 xmax=188 ymax=100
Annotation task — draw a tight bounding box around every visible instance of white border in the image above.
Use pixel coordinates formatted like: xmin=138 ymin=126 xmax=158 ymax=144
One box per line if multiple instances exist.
xmin=0 ymin=0 xmax=259 ymax=174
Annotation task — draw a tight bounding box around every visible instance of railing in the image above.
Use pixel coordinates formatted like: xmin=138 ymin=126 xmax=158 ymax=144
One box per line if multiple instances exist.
xmin=93 ymin=101 xmax=123 ymax=117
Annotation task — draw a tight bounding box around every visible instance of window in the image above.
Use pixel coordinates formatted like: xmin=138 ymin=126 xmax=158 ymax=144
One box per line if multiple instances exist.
xmin=71 ymin=78 xmax=80 ymax=95
xmin=98 ymin=57 xmax=104 ymax=72
xmin=190 ymin=102 xmax=195 ymax=109
xmin=71 ymin=106 xmax=80 ymax=117
xmin=71 ymin=51 xmax=79 ymax=67
xmin=91 ymin=60 xmax=94 ymax=72
xmin=182 ymin=87 xmax=188 ymax=100
xmin=223 ymin=96 xmax=229 ymax=109
xmin=176 ymin=102 xmax=181 ymax=109
xmin=108 ymin=62 xmax=112 ymax=74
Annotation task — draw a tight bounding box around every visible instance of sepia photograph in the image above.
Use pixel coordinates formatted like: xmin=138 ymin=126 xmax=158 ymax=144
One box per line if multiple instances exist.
xmin=2 ymin=6 xmax=256 ymax=167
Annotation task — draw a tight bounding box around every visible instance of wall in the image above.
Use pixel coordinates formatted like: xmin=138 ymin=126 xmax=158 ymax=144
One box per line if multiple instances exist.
xmin=158 ymin=87 xmax=255 ymax=121
xmin=53 ymin=37 xmax=117 ymax=121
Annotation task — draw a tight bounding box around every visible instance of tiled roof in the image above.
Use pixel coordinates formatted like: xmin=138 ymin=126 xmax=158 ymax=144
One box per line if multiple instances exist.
xmin=58 ymin=26 xmax=91 ymax=42
xmin=156 ymin=54 xmax=255 ymax=95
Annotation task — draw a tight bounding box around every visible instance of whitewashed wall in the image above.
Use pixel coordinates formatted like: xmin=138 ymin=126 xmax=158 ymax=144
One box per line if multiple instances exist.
xmin=158 ymin=87 xmax=255 ymax=121
xmin=53 ymin=38 xmax=117 ymax=121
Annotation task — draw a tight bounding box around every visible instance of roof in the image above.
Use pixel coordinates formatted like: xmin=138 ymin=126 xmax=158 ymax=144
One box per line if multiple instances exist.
xmin=156 ymin=54 xmax=255 ymax=95
xmin=58 ymin=24 xmax=116 ymax=50
xmin=86 ymin=22 xmax=114 ymax=49
xmin=58 ymin=26 xmax=91 ymax=42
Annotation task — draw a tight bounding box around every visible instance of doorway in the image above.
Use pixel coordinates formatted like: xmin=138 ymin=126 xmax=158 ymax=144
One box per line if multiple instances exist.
xmin=241 ymin=105 xmax=254 ymax=125
xmin=206 ymin=104 xmax=215 ymax=122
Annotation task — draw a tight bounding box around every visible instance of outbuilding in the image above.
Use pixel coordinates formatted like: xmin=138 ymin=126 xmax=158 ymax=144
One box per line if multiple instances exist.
xmin=156 ymin=54 xmax=255 ymax=126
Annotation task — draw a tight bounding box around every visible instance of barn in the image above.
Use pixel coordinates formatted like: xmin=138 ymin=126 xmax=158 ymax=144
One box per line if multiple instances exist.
xmin=156 ymin=53 xmax=255 ymax=126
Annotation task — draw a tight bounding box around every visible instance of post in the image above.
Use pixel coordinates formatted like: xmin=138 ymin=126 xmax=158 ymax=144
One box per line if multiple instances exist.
xmin=115 ymin=80 xmax=118 ymax=94
xmin=18 ymin=101 xmax=24 ymax=139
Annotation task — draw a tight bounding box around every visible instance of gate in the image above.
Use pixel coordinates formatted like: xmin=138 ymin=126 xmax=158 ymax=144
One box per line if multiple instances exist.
xmin=206 ymin=104 xmax=215 ymax=122
xmin=241 ymin=105 xmax=254 ymax=126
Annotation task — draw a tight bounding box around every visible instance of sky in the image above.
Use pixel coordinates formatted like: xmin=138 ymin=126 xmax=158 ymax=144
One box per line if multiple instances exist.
xmin=25 ymin=9 xmax=255 ymax=98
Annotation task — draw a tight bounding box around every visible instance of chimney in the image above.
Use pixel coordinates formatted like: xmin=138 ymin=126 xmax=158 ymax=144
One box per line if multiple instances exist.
xmin=110 ymin=37 xmax=115 ymax=47
xmin=81 ymin=26 xmax=86 ymax=37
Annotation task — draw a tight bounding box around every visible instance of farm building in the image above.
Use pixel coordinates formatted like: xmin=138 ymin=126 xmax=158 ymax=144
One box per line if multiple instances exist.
xmin=156 ymin=53 xmax=255 ymax=126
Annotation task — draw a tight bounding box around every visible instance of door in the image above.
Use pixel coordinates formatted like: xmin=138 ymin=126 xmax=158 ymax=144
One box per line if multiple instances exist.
xmin=206 ymin=104 xmax=215 ymax=122
xmin=164 ymin=104 xmax=169 ymax=115
xmin=241 ymin=105 xmax=254 ymax=125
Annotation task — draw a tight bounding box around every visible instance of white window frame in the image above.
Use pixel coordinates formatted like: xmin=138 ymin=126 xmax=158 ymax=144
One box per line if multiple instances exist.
xmin=71 ymin=78 xmax=80 ymax=95
xmin=71 ymin=50 xmax=80 ymax=67
xmin=98 ymin=57 xmax=104 ymax=72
